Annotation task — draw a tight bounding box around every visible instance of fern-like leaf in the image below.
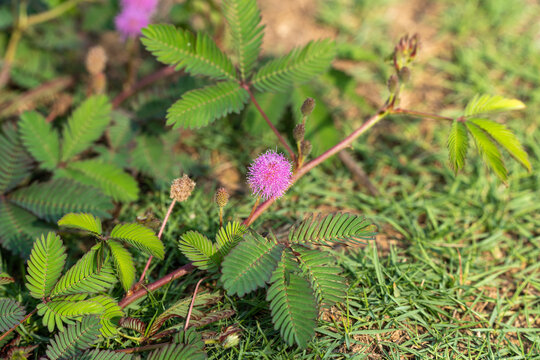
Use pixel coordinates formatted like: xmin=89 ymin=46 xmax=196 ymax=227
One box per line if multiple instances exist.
xmin=294 ymin=246 xmax=346 ymax=306
xmin=288 ymin=213 xmax=377 ymax=246
xmin=187 ymin=308 xmax=236 ymax=329
xmin=91 ymin=295 xmax=123 ymax=337
xmin=178 ymin=231 xmax=219 ymax=271
xmin=223 ymin=0 xmax=264 ymax=80
xmin=147 ymin=343 xmax=206 ymax=360
xmin=61 ymin=95 xmax=112 ymax=162
xmin=26 ymin=232 xmax=66 ymax=299
xmin=110 ymin=223 xmax=164 ymax=259
xmin=79 ymin=349 xmax=133 ymax=360
xmin=166 ymin=81 xmax=249 ymax=129
xmin=215 ymin=221 xmax=246 ymax=257
xmin=141 ymin=24 xmax=236 ymax=81
xmin=0 ymin=271 xmax=15 ymax=285
xmin=466 ymin=122 xmax=507 ymax=182
xmin=45 ymin=315 xmax=102 ymax=360
xmin=0 ymin=123 xmax=33 ymax=194
xmin=469 ymin=118 xmax=531 ymax=172
xmin=108 ymin=239 xmax=136 ymax=291
xmin=267 ymin=251 xmax=317 ymax=348
xmin=9 ymin=178 xmax=114 ymax=222
xmin=221 ymin=232 xmax=284 ymax=296
xmin=19 ymin=111 xmax=60 ymax=170
xmin=447 ymin=120 xmax=469 ymax=174
xmin=60 ymin=160 xmax=139 ymax=202
xmin=58 ymin=213 xmax=102 ymax=236
xmin=464 ymin=94 xmax=525 ymax=117
xmin=37 ymin=296 xmax=104 ymax=332
xmin=119 ymin=317 xmax=147 ymax=335
xmin=0 ymin=298 xmax=25 ymax=332
xmin=252 ymin=40 xmax=335 ymax=92
xmin=52 ymin=247 xmax=116 ymax=297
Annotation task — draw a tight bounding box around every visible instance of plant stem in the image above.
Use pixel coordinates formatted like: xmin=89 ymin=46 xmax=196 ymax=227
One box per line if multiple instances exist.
xmin=243 ymin=110 xmax=387 ymax=226
xmin=0 ymin=308 xmax=37 ymax=342
xmin=219 ymin=207 xmax=223 ymax=228
xmin=183 ymin=278 xmax=204 ymax=332
xmin=245 ymin=196 xmax=260 ymax=225
xmin=116 ymin=343 xmax=167 ymax=354
xmin=392 ymin=108 xmax=453 ymax=122
xmin=138 ymin=199 xmax=177 ymax=284
xmin=119 ymin=263 xmax=196 ymax=309
xmin=244 ymin=86 xmax=295 ymax=161
xmin=26 ymin=0 xmax=86 ymax=27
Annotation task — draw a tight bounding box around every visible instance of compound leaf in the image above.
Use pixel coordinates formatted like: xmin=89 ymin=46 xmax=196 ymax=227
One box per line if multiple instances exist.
xmin=19 ymin=111 xmax=60 ymax=170
xmin=26 ymin=232 xmax=66 ymax=299
xmin=447 ymin=120 xmax=469 ymax=174
xmin=179 ymin=231 xmax=219 ymax=272
xmin=0 ymin=298 xmax=25 ymax=332
xmin=464 ymin=94 xmax=525 ymax=117
xmin=46 ymin=315 xmax=102 ymax=360
xmin=466 ymin=122 xmax=507 ymax=182
xmin=215 ymin=221 xmax=246 ymax=258
xmin=0 ymin=123 xmax=33 ymax=194
xmin=110 ymin=223 xmax=164 ymax=259
xmin=58 ymin=213 xmax=102 ymax=236
xmin=37 ymin=296 xmax=104 ymax=332
xmin=108 ymin=239 xmax=136 ymax=291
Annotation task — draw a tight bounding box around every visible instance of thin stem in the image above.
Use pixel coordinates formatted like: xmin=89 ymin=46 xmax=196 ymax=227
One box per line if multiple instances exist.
xmin=116 ymin=343 xmax=167 ymax=354
xmin=0 ymin=308 xmax=37 ymax=342
xmin=392 ymin=108 xmax=453 ymax=122
xmin=119 ymin=263 xmax=196 ymax=309
xmin=26 ymin=0 xmax=86 ymax=27
xmin=138 ymin=199 xmax=177 ymax=283
xmin=245 ymin=196 xmax=260 ymax=225
xmin=219 ymin=207 xmax=223 ymax=228
xmin=183 ymin=278 xmax=205 ymax=332
xmin=244 ymin=86 xmax=295 ymax=161
xmin=243 ymin=110 xmax=387 ymax=226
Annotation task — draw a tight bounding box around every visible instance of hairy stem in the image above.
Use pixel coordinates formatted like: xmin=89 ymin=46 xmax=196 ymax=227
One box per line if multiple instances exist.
xmin=392 ymin=108 xmax=453 ymax=122
xmin=0 ymin=308 xmax=37 ymax=342
xmin=183 ymin=278 xmax=205 ymax=332
xmin=244 ymin=86 xmax=295 ymax=161
xmin=243 ymin=110 xmax=387 ymax=226
xmin=138 ymin=199 xmax=177 ymax=284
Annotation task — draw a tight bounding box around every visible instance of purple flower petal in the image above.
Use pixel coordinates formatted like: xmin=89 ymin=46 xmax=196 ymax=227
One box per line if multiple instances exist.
xmin=247 ymin=150 xmax=292 ymax=200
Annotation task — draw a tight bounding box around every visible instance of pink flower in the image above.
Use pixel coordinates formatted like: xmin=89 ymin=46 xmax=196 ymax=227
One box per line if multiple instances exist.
xmin=115 ymin=6 xmax=152 ymax=38
xmin=247 ymin=150 xmax=292 ymax=200
xmin=120 ymin=0 xmax=159 ymax=12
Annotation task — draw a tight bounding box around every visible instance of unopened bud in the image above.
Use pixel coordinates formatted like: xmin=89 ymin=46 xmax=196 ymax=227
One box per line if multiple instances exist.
xmin=293 ymin=123 xmax=305 ymax=142
xmin=170 ymin=174 xmax=196 ymax=202
xmin=222 ymin=332 xmax=240 ymax=348
xmin=86 ymin=46 xmax=107 ymax=75
xmin=399 ymin=67 xmax=411 ymax=83
xmin=301 ymin=98 xmax=315 ymax=116
xmin=387 ymin=74 xmax=399 ymax=92
xmin=215 ymin=187 xmax=229 ymax=208
xmin=300 ymin=140 xmax=312 ymax=157
xmin=51 ymin=93 xmax=72 ymax=117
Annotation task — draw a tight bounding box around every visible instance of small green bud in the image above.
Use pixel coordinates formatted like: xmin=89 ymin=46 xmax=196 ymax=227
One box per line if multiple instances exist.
xmin=301 ymin=98 xmax=315 ymax=116
xmin=387 ymin=74 xmax=399 ymax=92
xmin=215 ymin=187 xmax=229 ymax=208
xmin=300 ymin=140 xmax=312 ymax=157
xmin=399 ymin=66 xmax=411 ymax=83
xmin=293 ymin=123 xmax=305 ymax=142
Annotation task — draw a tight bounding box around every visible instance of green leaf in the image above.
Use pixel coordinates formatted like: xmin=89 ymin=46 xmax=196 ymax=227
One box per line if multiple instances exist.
xmin=464 ymin=94 xmax=525 ymax=117
xmin=294 ymin=246 xmax=346 ymax=306
xmin=447 ymin=120 xmax=469 ymax=174
xmin=108 ymin=239 xmax=136 ymax=291
xmin=221 ymin=232 xmax=284 ymax=296
xmin=79 ymin=350 xmax=133 ymax=360
xmin=178 ymin=231 xmax=219 ymax=272
xmin=61 ymin=95 xmax=112 ymax=161
xmin=0 ymin=271 xmax=15 ymax=285
xmin=466 ymin=122 xmax=508 ymax=182
xmin=147 ymin=343 xmax=206 ymax=360
xmin=215 ymin=221 xmax=246 ymax=257
xmin=469 ymin=118 xmax=531 ymax=172
xmin=110 ymin=223 xmax=164 ymax=259
xmin=107 ymin=112 xmax=135 ymax=150
xmin=52 ymin=247 xmax=116 ymax=297
xmin=91 ymin=295 xmax=123 ymax=337
xmin=37 ymin=296 xmax=104 ymax=332
xmin=288 ymin=213 xmax=377 ymax=246
xmin=26 ymin=232 xmax=66 ymax=299
xmin=9 ymin=178 xmax=114 ymax=222
xmin=0 ymin=200 xmax=50 ymax=257
xmin=166 ymin=81 xmax=249 ymax=129
xmin=61 ymin=160 xmax=139 ymax=202
xmin=0 ymin=298 xmax=25 ymax=332
xmin=58 ymin=213 xmax=102 ymax=235
xmin=252 ymin=40 xmax=335 ymax=92
xmin=46 ymin=315 xmax=102 ymax=360
xmin=223 ymin=0 xmax=264 ymax=80
xmin=0 ymin=122 xmax=33 ymax=194
xmin=141 ymin=24 xmax=236 ymax=81
xmin=19 ymin=111 xmax=60 ymax=170
xmin=267 ymin=250 xmax=317 ymax=348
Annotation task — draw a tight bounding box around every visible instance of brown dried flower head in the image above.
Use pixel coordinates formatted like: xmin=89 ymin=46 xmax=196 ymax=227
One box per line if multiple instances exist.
xmin=301 ymin=98 xmax=316 ymax=116
xmin=215 ymin=187 xmax=230 ymax=208
xmin=170 ymin=174 xmax=196 ymax=202
xmin=293 ymin=123 xmax=305 ymax=142
xmin=86 ymin=46 xmax=108 ymax=75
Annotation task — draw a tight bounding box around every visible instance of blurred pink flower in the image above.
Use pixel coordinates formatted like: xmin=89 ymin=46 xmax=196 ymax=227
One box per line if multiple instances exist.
xmin=247 ymin=150 xmax=292 ymax=200
xmin=115 ymin=0 xmax=159 ymax=38
xmin=120 ymin=0 xmax=159 ymax=12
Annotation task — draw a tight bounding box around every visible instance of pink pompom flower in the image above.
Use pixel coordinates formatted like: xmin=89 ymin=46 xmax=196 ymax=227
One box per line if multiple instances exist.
xmin=120 ymin=0 xmax=159 ymax=12
xmin=115 ymin=6 xmax=152 ymax=38
xmin=247 ymin=150 xmax=292 ymax=200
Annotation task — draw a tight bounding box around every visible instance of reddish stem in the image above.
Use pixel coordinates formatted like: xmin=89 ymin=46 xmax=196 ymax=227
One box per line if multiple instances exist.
xmin=184 ymin=278 xmax=205 ymax=332
xmin=244 ymin=85 xmax=295 ymax=161
xmin=0 ymin=308 xmax=37 ymax=342
xmin=392 ymin=108 xmax=453 ymax=122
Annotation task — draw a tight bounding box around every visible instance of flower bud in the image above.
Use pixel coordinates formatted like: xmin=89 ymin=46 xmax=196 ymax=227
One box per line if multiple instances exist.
xmin=293 ymin=123 xmax=305 ymax=142
xmin=300 ymin=98 xmax=315 ymax=116
xmin=387 ymin=74 xmax=399 ymax=93
xmin=85 ymin=46 xmax=107 ymax=75
xmin=215 ymin=187 xmax=229 ymax=208
xmin=300 ymin=140 xmax=312 ymax=157
xmin=170 ymin=174 xmax=196 ymax=202
xmin=399 ymin=66 xmax=411 ymax=83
